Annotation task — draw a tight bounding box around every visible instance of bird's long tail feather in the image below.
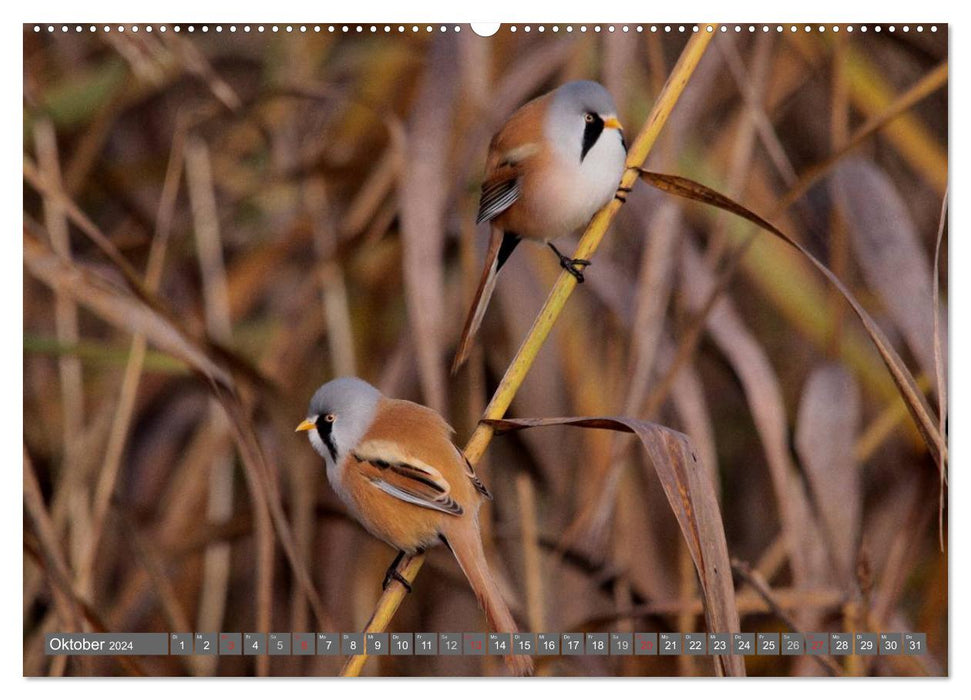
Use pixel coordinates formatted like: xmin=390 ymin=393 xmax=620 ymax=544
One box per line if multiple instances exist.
xmin=451 ymin=228 xmax=520 ymax=375
xmin=442 ymin=521 xmax=534 ymax=676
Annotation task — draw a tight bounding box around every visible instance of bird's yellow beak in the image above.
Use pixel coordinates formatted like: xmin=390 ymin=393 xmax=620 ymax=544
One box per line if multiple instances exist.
xmin=604 ymin=117 xmax=623 ymax=131
xmin=295 ymin=418 xmax=316 ymax=433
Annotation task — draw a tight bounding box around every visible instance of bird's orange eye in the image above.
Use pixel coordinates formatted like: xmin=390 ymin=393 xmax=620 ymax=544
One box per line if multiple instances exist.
xmin=584 ymin=113 xmax=595 ymax=123
xmin=324 ymin=413 xmax=336 ymax=423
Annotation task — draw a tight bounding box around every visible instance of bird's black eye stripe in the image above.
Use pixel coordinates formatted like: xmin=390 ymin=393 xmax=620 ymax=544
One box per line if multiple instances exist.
xmin=315 ymin=415 xmax=338 ymax=461
xmin=580 ymin=113 xmax=605 ymax=162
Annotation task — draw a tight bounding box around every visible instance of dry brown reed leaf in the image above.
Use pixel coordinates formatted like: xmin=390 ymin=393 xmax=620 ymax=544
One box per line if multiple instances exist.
xmin=639 ymin=169 xmax=946 ymax=467
xmin=795 ymin=364 xmax=862 ymax=584
xmin=834 ymin=158 xmax=946 ymax=390
xmin=484 ymin=416 xmax=744 ymax=677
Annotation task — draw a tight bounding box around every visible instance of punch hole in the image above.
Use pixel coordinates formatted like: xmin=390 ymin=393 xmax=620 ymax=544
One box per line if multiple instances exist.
xmin=468 ymin=22 xmax=497 ymax=36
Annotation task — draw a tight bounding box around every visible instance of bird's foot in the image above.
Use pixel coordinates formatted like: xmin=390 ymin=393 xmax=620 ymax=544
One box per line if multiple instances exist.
xmin=382 ymin=568 xmax=413 ymax=593
xmin=548 ymin=243 xmax=591 ymax=283
xmin=382 ymin=550 xmax=413 ymax=593
xmin=614 ymin=185 xmax=633 ymax=203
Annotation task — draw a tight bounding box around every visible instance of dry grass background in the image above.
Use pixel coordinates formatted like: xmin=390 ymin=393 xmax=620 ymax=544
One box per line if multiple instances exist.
xmin=23 ymin=24 xmax=947 ymax=677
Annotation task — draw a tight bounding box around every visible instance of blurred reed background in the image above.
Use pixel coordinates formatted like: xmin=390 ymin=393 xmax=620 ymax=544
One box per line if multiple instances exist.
xmin=23 ymin=23 xmax=946 ymax=677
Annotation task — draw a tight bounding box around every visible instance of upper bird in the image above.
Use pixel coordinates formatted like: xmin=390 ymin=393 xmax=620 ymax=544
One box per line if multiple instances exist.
xmin=296 ymin=377 xmax=533 ymax=676
xmin=451 ymin=80 xmax=628 ymax=373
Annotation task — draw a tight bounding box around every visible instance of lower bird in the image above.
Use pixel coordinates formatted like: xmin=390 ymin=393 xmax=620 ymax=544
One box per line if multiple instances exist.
xmin=296 ymin=377 xmax=533 ymax=675
xmin=451 ymin=80 xmax=628 ymax=373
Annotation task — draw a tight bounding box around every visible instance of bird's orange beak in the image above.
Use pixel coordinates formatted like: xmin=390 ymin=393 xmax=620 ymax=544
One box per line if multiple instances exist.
xmin=295 ymin=418 xmax=316 ymax=433
xmin=604 ymin=117 xmax=623 ymax=131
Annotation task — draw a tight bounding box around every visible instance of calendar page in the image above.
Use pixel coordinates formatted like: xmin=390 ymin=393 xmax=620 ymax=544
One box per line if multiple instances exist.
xmin=22 ymin=19 xmax=947 ymax=679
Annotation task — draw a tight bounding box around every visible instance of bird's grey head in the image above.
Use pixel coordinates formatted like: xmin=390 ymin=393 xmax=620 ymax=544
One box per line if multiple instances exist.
xmin=297 ymin=377 xmax=382 ymax=465
xmin=547 ymin=80 xmax=626 ymax=163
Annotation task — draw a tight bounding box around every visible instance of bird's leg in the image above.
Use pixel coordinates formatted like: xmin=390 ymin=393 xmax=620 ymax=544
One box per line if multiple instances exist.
xmin=382 ymin=550 xmax=413 ymax=593
xmin=548 ymin=242 xmax=591 ymax=283
xmin=615 ymin=165 xmax=641 ymax=202
xmin=614 ymin=185 xmax=633 ymax=203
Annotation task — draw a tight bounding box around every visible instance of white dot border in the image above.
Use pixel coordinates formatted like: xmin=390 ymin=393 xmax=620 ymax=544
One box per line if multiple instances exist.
xmin=29 ymin=24 xmax=942 ymax=35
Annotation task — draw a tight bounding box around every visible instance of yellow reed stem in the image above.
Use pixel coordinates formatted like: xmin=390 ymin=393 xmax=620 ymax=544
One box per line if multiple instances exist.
xmin=339 ymin=26 xmax=718 ymax=677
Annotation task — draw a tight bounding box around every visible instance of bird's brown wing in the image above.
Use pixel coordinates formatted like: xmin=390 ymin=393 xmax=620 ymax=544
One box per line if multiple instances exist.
xmin=459 ymin=449 xmax=492 ymax=499
xmin=352 ymin=439 xmax=463 ymax=516
xmin=476 ymin=176 xmax=520 ymax=225
xmin=454 ymin=95 xmax=551 ymax=373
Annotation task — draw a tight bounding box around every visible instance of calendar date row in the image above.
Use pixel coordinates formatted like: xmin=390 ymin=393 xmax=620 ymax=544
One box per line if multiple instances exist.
xmin=48 ymin=632 xmax=926 ymax=657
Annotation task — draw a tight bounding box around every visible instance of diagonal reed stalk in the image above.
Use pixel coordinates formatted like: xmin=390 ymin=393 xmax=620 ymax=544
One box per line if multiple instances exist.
xmin=339 ymin=26 xmax=717 ymax=677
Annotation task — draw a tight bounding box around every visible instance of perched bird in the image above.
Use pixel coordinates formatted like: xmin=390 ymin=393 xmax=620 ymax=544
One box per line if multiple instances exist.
xmin=451 ymin=80 xmax=628 ymax=373
xmin=296 ymin=377 xmax=533 ymax=675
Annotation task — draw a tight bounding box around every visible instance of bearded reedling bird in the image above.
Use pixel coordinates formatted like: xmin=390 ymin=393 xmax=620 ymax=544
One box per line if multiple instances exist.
xmin=296 ymin=377 xmax=533 ymax=675
xmin=451 ymin=80 xmax=628 ymax=373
